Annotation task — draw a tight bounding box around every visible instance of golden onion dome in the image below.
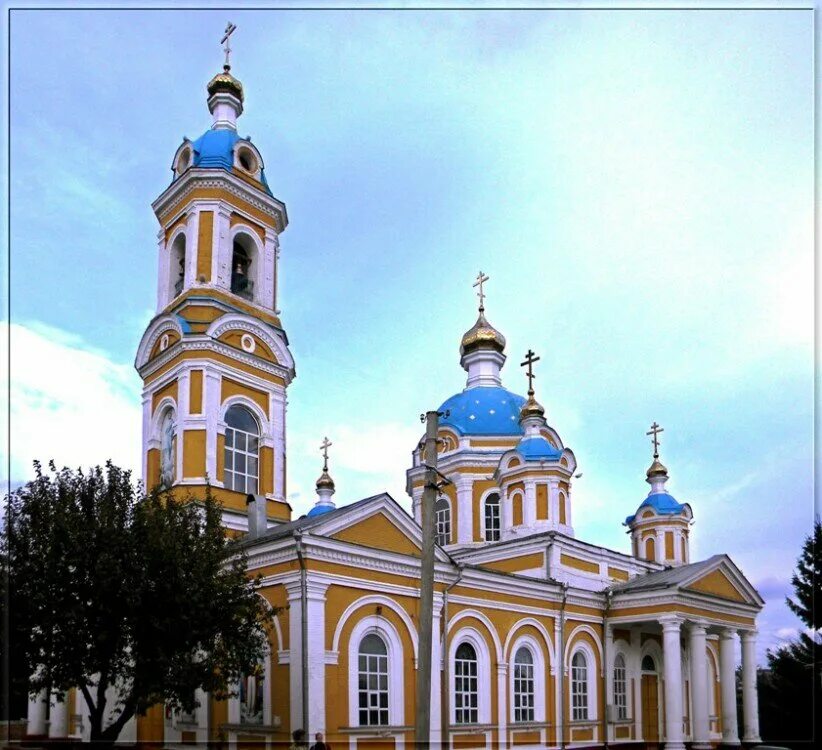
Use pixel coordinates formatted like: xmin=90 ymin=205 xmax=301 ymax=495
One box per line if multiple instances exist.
xmin=316 ymin=470 xmax=335 ymax=491
xmin=646 ymin=458 xmax=669 ymax=478
xmin=207 ymin=66 xmax=244 ymax=102
xmin=519 ymin=393 xmax=545 ymax=421
xmin=460 ymin=311 xmax=506 ymax=356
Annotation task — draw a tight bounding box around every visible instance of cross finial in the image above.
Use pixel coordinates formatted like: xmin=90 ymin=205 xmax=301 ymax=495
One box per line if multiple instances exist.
xmin=646 ymin=421 xmax=664 ymax=458
xmin=473 ymin=271 xmax=489 ymax=313
xmin=221 ymin=22 xmax=237 ymax=71
xmin=320 ymin=436 xmax=332 ymax=472
xmin=520 ymin=349 xmax=541 ymax=396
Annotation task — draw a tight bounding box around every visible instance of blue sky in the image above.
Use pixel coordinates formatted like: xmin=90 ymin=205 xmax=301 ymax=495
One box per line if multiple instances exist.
xmin=6 ymin=5 xmax=814 ymax=660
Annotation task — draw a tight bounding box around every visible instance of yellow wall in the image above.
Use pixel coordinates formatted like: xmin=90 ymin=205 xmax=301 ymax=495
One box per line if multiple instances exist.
xmin=560 ymin=553 xmax=599 ymax=574
xmin=221 ymin=378 xmax=270 ymax=414
xmin=152 ymin=379 xmax=178 ymax=412
xmin=189 ymin=369 xmax=203 ymax=414
xmin=332 ymin=513 xmax=420 ymax=557
xmin=685 ymin=569 xmax=747 ymax=603
xmin=197 ymin=211 xmax=214 ymax=282
xmin=182 ymin=430 xmax=207 ymax=478
xmin=536 ymin=484 xmax=548 ymax=520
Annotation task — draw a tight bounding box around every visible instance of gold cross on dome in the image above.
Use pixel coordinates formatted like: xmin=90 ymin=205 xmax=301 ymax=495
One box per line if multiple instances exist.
xmin=473 ymin=271 xmax=489 ymax=313
xmin=221 ymin=22 xmax=237 ymax=70
xmin=646 ymin=421 xmax=664 ymax=458
xmin=520 ymin=349 xmax=540 ymax=395
xmin=320 ymin=436 xmax=332 ymax=471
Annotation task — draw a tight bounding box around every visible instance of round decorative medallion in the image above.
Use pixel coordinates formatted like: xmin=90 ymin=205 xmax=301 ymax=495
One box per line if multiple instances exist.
xmin=240 ymin=334 xmax=256 ymax=353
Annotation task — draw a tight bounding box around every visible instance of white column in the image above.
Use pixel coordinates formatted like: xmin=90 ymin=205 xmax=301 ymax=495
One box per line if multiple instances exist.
xmin=523 ymin=479 xmax=537 ymax=528
xmin=271 ymin=392 xmax=287 ymax=502
xmin=660 ymin=616 xmax=685 ymax=750
xmin=719 ymin=628 xmax=740 ymax=745
xmin=553 ymin=621 xmax=563 ymax=748
xmin=156 ymin=228 xmax=169 ymax=311
xmin=630 ymin=628 xmax=642 ymax=739
xmin=285 ymin=581 xmax=304 ymax=733
xmin=547 ymin=478 xmax=559 ymax=524
xmin=688 ymin=622 xmax=711 ymax=749
xmin=26 ymin=687 xmax=47 ymax=736
xmin=263 ymin=231 xmax=277 ymax=312
xmin=212 ymin=204 xmax=232 ymax=289
xmin=740 ymin=630 xmax=761 ymax=743
xmin=205 ymin=370 xmax=221 ymax=483
xmin=604 ymin=625 xmax=615 ymax=742
xmin=430 ymin=595 xmax=443 ymax=747
xmin=305 ymin=579 xmax=329 ymax=737
xmin=502 ymin=487 xmax=513 ymax=534
xmin=48 ymin=691 xmax=69 ymax=738
xmin=497 ymin=663 xmax=508 ymax=750
xmin=455 ymin=477 xmax=473 ymax=544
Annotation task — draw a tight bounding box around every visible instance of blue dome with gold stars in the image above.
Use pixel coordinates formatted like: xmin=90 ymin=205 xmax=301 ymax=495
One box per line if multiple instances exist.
xmin=438 ymin=386 xmax=527 ymax=436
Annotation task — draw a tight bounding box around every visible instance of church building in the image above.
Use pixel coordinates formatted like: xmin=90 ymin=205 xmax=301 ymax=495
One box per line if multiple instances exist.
xmin=27 ymin=43 xmax=765 ymax=750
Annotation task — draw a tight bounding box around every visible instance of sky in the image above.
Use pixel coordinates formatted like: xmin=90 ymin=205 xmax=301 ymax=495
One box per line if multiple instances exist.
xmin=5 ymin=3 xmax=815 ymax=661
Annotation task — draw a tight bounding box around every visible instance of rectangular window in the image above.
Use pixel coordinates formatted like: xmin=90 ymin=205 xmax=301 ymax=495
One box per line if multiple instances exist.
xmin=571 ymin=663 xmax=588 ymax=721
xmin=358 ymin=653 xmax=389 ymax=726
xmin=484 ymin=499 xmax=501 ymax=542
xmin=436 ymin=504 xmax=451 ymax=546
xmin=513 ymin=662 xmax=535 ymax=722
xmin=614 ymin=659 xmax=628 ymax=720
xmin=454 ymin=657 xmax=478 ymax=723
xmin=224 ymin=426 xmax=259 ymax=494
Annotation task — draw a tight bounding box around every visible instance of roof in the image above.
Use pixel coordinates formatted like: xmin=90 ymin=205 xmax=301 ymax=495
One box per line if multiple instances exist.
xmin=183 ymin=129 xmax=273 ymax=196
xmin=516 ymin=436 xmax=562 ymax=461
xmin=624 ymin=491 xmax=687 ymax=525
xmin=306 ymin=504 xmax=334 ymax=518
xmin=438 ymin=386 xmax=527 ymax=436
xmin=607 ymin=555 xmax=724 ymax=594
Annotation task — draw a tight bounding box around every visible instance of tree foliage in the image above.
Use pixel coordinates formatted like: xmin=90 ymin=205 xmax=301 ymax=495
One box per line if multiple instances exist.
xmin=2 ymin=462 xmax=274 ymax=745
xmin=787 ymin=516 xmax=821 ymax=631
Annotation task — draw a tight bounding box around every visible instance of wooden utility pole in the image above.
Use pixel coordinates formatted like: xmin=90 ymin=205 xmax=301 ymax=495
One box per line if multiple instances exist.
xmin=415 ymin=410 xmax=440 ymax=750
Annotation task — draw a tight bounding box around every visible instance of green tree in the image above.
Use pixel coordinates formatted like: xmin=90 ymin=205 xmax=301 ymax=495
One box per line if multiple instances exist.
xmin=758 ymin=518 xmax=821 ymax=748
xmin=2 ymin=461 xmax=274 ymax=747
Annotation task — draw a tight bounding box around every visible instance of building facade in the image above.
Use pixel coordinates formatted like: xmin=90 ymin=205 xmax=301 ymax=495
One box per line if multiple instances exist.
xmin=27 ymin=54 xmax=764 ymax=750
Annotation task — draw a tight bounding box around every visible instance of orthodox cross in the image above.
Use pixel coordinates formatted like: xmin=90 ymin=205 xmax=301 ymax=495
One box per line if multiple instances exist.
xmin=221 ymin=22 xmax=237 ymax=70
xmin=646 ymin=421 xmax=664 ymax=458
xmin=520 ymin=349 xmax=540 ymax=395
xmin=320 ymin=436 xmax=332 ymax=472
xmin=474 ymin=271 xmax=489 ymax=313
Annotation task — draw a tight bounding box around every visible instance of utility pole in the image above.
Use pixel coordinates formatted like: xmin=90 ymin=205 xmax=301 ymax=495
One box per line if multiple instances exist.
xmin=415 ymin=409 xmax=448 ymax=750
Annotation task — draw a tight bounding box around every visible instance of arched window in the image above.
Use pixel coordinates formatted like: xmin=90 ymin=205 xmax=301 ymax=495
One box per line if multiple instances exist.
xmin=513 ymin=646 xmax=535 ymax=723
xmin=641 ymin=654 xmax=657 ymax=672
xmin=435 ymin=497 xmax=451 ymax=546
xmin=613 ymin=653 xmax=628 ymax=720
xmin=171 ymin=234 xmax=186 ymax=297
xmin=231 ymin=238 xmax=254 ymax=300
xmin=571 ymin=651 xmax=588 ymax=720
xmin=484 ymin=493 xmax=501 ymax=542
xmin=358 ymin=634 xmax=388 ymax=726
xmin=512 ymin=493 xmax=524 ymax=526
xmin=224 ymin=405 xmax=260 ymax=494
xmin=559 ymin=490 xmax=567 ymax=525
xmin=454 ymin=642 xmax=478 ymax=724
xmin=159 ymin=408 xmax=176 ymax=489
xmin=644 ymin=536 xmax=656 ymax=561
xmin=239 ymin=662 xmax=265 ymax=724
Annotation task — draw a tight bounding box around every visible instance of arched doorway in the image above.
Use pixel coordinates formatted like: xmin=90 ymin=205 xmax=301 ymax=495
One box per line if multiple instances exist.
xmin=641 ymin=653 xmax=660 ymax=746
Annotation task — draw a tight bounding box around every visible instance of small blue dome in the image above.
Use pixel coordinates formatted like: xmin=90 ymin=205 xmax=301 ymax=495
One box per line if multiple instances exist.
xmin=625 ymin=492 xmax=686 ymax=525
xmin=438 ymin=386 xmax=526 ymax=436
xmin=307 ymin=505 xmax=334 ymax=518
xmin=516 ymin=436 xmax=562 ymax=461
xmin=184 ymin=129 xmax=273 ymax=196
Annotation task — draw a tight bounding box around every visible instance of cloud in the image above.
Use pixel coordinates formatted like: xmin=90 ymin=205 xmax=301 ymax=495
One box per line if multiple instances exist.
xmin=4 ymin=321 xmax=143 ymax=484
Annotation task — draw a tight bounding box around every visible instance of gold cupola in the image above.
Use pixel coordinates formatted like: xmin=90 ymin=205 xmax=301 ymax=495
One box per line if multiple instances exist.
xmin=207 ymin=66 xmax=245 ymax=103
xmin=460 ymin=310 xmax=507 ymax=356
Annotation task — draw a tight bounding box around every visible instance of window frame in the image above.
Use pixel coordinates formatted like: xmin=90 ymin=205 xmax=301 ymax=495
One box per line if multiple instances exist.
xmin=613 ymin=652 xmax=628 ymax=721
xmin=571 ymin=650 xmax=589 ymax=721
xmin=435 ymin=496 xmax=451 ymax=546
xmin=453 ymin=642 xmax=479 ymax=725
xmin=483 ymin=492 xmax=501 ymax=542
xmin=223 ymin=404 xmax=260 ymax=494
xmin=357 ymin=633 xmax=390 ymax=727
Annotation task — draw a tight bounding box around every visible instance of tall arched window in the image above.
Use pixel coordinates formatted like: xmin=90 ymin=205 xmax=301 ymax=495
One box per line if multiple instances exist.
xmin=435 ymin=497 xmax=451 ymax=546
xmin=484 ymin=493 xmax=501 ymax=542
xmin=239 ymin=662 xmax=265 ymax=725
xmin=641 ymin=654 xmax=656 ymax=672
xmin=513 ymin=646 xmax=535 ymax=723
xmin=571 ymin=651 xmax=589 ymax=720
xmin=159 ymin=408 xmax=176 ymax=489
xmin=454 ymin=642 xmax=478 ymax=724
xmin=231 ymin=238 xmax=254 ymax=300
xmin=613 ymin=653 xmax=628 ymax=720
xmin=171 ymin=234 xmax=186 ymax=297
xmin=644 ymin=536 xmax=656 ymax=561
xmin=358 ymin=634 xmax=388 ymax=727
xmin=224 ymin=405 xmax=260 ymax=494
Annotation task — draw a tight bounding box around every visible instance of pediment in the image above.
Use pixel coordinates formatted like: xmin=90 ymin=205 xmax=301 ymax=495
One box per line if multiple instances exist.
xmin=681 ymin=556 xmax=763 ymax=606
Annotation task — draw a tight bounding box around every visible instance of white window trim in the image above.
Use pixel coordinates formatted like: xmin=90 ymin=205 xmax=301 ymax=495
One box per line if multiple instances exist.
xmin=509 ymin=635 xmax=546 ymax=724
xmin=449 ymin=627 xmax=491 ymax=725
xmin=228 ymin=641 xmax=272 ymax=726
xmin=569 ymin=642 xmax=598 ymax=722
xmin=612 ymin=652 xmax=629 ymax=721
xmin=480 ymin=489 xmax=502 ymax=542
xmin=435 ymin=496 xmax=452 ymax=546
xmin=347 ymin=617 xmax=404 ymax=728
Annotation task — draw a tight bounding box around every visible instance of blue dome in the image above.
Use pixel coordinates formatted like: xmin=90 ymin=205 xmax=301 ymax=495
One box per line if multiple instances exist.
xmin=625 ymin=492 xmax=686 ymax=525
xmin=307 ymin=505 xmax=334 ymax=518
xmin=438 ymin=386 xmax=526 ymax=436
xmin=185 ymin=129 xmax=273 ymax=196
xmin=516 ymin=436 xmax=562 ymax=461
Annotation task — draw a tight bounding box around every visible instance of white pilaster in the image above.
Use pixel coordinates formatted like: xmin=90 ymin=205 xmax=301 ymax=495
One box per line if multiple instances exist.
xmin=553 ymin=620 xmax=563 ymax=747
xmin=719 ymin=629 xmax=740 ymax=745
xmin=456 ymin=478 xmax=473 ymax=544
xmin=184 ymin=208 xmax=198 ymax=288
xmin=430 ymin=595 xmax=443 ymax=746
xmin=547 ymin=477 xmax=559 ymax=524
xmin=205 ymin=370 xmax=222 ymax=483
xmin=286 ymin=581 xmax=304 ymax=733
xmin=305 ymin=579 xmax=329 ymax=737
xmin=156 ymin=229 xmax=169 ymax=311
xmin=740 ymin=630 xmax=761 ymax=743
xmin=26 ymin=687 xmax=47 ymax=736
xmin=271 ymin=392 xmax=287 ymax=501
xmin=213 ymin=204 xmax=232 ymax=289
xmin=661 ymin=616 xmax=685 ymax=750
xmin=604 ymin=625 xmax=615 ymax=742
xmin=630 ymin=628 xmax=642 ymax=740
xmin=263 ymin=231 xmax=276 ymax=312
xmin=688 ymin=622 xmax=711 ymax=749
xmin=497 ymin=662 xmax=508 ymax=750
xmin=523 ymin=479 xmax=537 ymax=528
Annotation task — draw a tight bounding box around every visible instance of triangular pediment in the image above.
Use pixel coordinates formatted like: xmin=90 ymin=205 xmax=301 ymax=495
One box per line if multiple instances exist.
xmin=308 ymin=493 xmax=449 ymax=562
xmin=681 ymin=555 xmax=763 ymax=606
